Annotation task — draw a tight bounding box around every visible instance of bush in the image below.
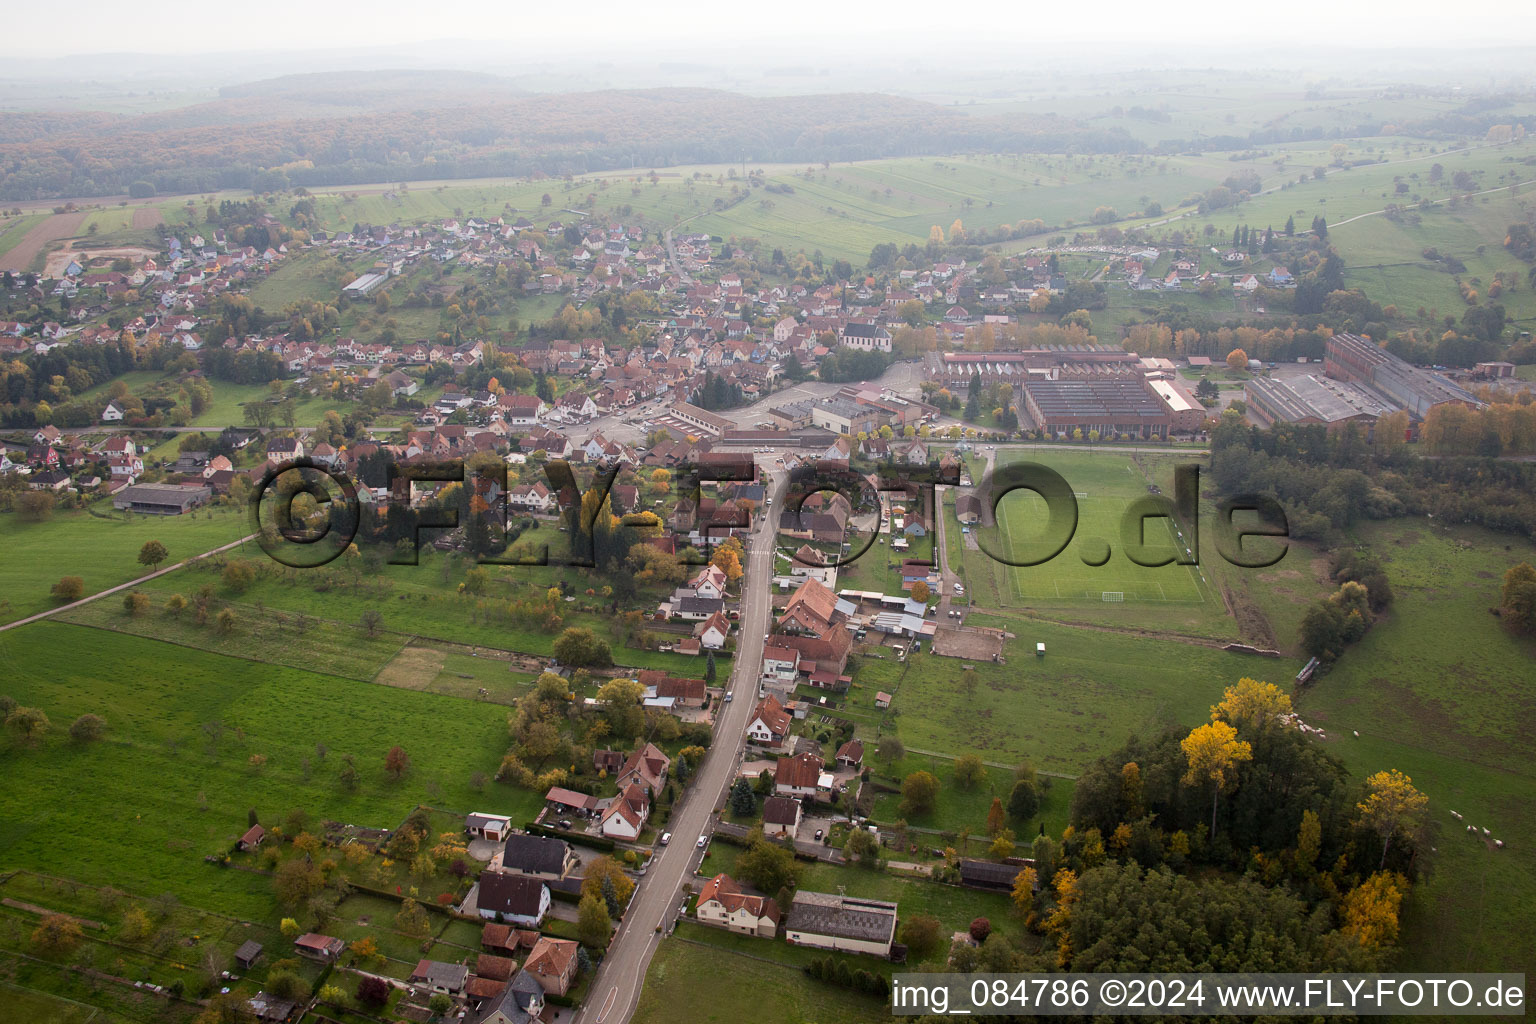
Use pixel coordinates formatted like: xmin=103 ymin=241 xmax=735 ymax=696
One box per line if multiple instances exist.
xmin=69 ymin=713 xmax=106 ymax=742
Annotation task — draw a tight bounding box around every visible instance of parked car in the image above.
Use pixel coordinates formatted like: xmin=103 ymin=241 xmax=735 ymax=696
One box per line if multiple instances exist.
xmin=696 ymin=835 xmax=709 ymax=849
xmin=660 ymin=832 xmax=671 ymax=846
xmin=814 ymin=828 xmax=823 ymax=841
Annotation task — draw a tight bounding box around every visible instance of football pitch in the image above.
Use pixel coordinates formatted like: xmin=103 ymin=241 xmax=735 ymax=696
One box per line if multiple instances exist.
xmin=970 ymin=451 xmax=1217 ymax=608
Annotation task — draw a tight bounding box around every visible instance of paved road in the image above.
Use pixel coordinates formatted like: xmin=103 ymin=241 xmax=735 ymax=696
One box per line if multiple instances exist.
xmin=0 ymin=531 xmax=258 ymax=635
xmin=577 ymin=461 xmax=785 ymax=1024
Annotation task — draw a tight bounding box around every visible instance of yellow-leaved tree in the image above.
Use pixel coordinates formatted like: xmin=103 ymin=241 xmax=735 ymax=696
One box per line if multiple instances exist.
xmin=1356 ymin=769 xmax=1429 ymax=870
xmin=1341 ymin=871 xmax=1409 ymax=947
xmin=1181 ymin=720 xmax=1253 ymax=836
xmin=1210 ymin=677 xmax=1292 ymax=730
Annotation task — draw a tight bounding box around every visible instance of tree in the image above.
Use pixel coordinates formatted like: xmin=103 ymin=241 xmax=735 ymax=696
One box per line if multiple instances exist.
xmin=222 ymin=559 xmax=256 ymax=592
xmin=843 ymin=827 xmax=880 ymax=867
xmin=356 ymin=975 xmax=391 ymax=1008
xmin=51 ymin=576 xmax=84 ymax=603
xmin=1180 ymin=720 xmax=1252 ymax=835
xmin=1500 ymin=562 xmax=1536 ymax=635
xmin=69 ymin=713 xmax=106 ymax=742
xmin=385 ymin=745 xmax=411 ymax=779
xmin=395 ymin=897 xmax=431 ymax=937
xmin=969 ymin=917 xmax=991 ymax=943
xmin=577 ymin=893 xmax=611 ymax=947
xmin=900 ymin=914 xmax=943 ymax=958
xmin=910 ymin=580 xmax=930 ymax=603
xmin=989 ymin=829 xmax=1016 ymax=860
xmin=266 ymin=970 xmax=310 ymax=1002
xmin=876 ymin=735 xmax=905 ymax=766
xmin=1007 ymin=776 xmax=1039 ymax=822
xmin=953 ymin=753 xmax=987 ymax=789
xmin=165 ymin=593 xmax=187 ymax=617
xmin=1340 ymin=871 xmax=1408 ymax=947
xmin=138 ymin=540 xmax=169 ymax=570
xmin=1195 ymin=377 xmax=1220 ymax=404
xmin=1356 ymin=769 xmax=1429 ymax=870
xmin=31 ymin=914 xmax=83 ymax=955
xmin=273 ymin=858 xmax=323 ymax=908
xmin=429 ymin=993 xmax=453 ymax=1016
xmin=215 ymin=607 xmax=237 ymax=634
xmin=729 ymin=776 xmax=757 ymax=816
xmin=1010 ymin=866 xmax=1038 ymax=916
xmin=17 ymin=491 xmax=56 ymax=521
xmin=736 ymin=828 xmax=798 ymax=893
xmin=359 ymin=608 xmax=384 ymax=637
xmin=710 ymin=544 xmax=743 ymax=583
xmin=6 ymin=707 xmax=50 ymax=744
xmin=123 ymin=591 xmax=150 ymax=617
xmin=1210 ymin=677 xmax=1292 ymax=730
xmin=1226 ymin=347 xmax=1250 ymax=372
xmin=986 ymin=797 xmax=1005 ymax=836
xmin=553 ymin=627 xmax=613 ymax=668
xmin=581 ymin=856 xmax=635 ymax=909
xmin=900 ymin=770 xmax=940 ymax=817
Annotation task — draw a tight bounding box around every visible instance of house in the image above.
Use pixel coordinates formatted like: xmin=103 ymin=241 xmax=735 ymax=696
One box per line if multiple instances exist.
xmin=638 ymin=671 xmax=707 ymax=707
xmin=234 ymin=940 xmax=263 ymax=970
xmin=593 ymin=748 xmax=625 ymax=775
xmin=480 ymin=923 xmax=538 ymax=957
xmin=695 ymin=873 xmax=781 ymax=938
xmin=32 ymin=425 xmax=60 ymax=445
xmin=955 ymin=494 xmax=982 ymax=525
xmin=747 ymin=694 xmax=792 ymax=747
xmin=507 ymin=482 xmax=556 ymax=514
xmin=599 ymin=782 xmax=650 ymax=840
xmin=469 ymin=970 xmax=546 ymax=1024
xmin=522 ymin=936 xmax=580 ymax=996
xmin=784 ymin=891 xmax=899 ymax=957
xmin=293 ymin=933 xmax=345 ymax=962
xmin=776 ymin=577 xmax=843 ymax=635
xmin=688 ymin=564 xmax=729 ymax=600
xmin=615 ymin=742 xmax=671 ymax=793
xmin=874 ymin=691 xmax=893 ymax=709
xmin=774 ymin=752 xmax=824 ymax=799
xmin=834 ymin=739 xmax=864 ymax=769
xmin=465 ymin=813 xmax=513 ymax=842
xmin=237 ymin=824 xmax=266 ymax=851
xmin=695 ymin=610 xmax=730 ymax=650
xmin=410 ymin=959 xmax=470 ymax=996
xmin=761 ymin=796 xmax=803 ymax=840
xmin=101 ymin=400 xmax=126 ymax=422
xmin=265 ymin=436 xmax=303 ymax=461
xmin=476 ymin=871 xmax=551 ymax=927
xmin=959 ymin=858 xmax=1031 ymax=892
xmin=499 ymin=833 xmax=577 ymax=881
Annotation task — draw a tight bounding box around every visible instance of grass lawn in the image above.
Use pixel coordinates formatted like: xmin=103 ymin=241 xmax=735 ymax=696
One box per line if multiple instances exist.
xmin=633 ymin=937 xmax=883 ymax=1024
xmin=0 ymin=981 xmax=111 ymax=1024
xmin=859 ymin=625 xmax=1286 ymax=776
xmin=0 ymin=622 xmax=524 ymax=922
xmin=1292 ymin=519 xmax=1536 ymax=977
xmin=0 ymin=502 xmax=249 ymax=625
xmin=867 ymin=752 xmax=1074 ymax=842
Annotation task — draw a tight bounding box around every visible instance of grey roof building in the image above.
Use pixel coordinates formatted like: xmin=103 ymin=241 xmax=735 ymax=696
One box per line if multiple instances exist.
xmin=784 ymin=890 xmax=899 ymax=956
xmin=112 ymin=482 xmax=211 ymax=514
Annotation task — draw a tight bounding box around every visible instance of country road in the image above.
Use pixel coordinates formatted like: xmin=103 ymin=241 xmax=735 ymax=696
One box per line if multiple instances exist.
xmin=576 ymin=461 xmax=785 ymax=1024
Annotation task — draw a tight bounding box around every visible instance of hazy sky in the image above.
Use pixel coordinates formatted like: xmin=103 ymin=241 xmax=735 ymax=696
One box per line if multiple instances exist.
xmin=8 ymin=0 xmax=1532 ymax=59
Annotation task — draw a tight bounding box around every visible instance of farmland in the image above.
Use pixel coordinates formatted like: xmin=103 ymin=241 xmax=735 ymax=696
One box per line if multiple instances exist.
xmin=0 ymin=621 xmax=525 ymax=920
xmin=0 ymin=502 xmax=249 ymax=625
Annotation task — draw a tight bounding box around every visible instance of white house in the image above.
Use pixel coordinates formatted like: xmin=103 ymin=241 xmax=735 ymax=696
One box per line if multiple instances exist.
xmin=475 ymin=871 xmax=551 ymax=927
xmin=689 ymin=565 xmax=729 ymax=600
xmin=599 ymin=783 xmax=649 ymax=840
xmin=696 ymin=873 xmax=780 ymax=938
xmin=101 ymin=400 xmax=125 ymax=422
xmin=747 ymin=695 xmax=792 ymax=747
xmin=694 ymin=611 xmax=730 ymax=650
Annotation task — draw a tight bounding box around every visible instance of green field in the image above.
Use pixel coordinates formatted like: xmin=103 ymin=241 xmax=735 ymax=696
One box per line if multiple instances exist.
xmin=1292 ymin=520 xmax=1536 ymax=977
xmin=0 ymin=622 xmax=531 ymax=921
xmin=0 ymin=503 xmax=249 ymax=625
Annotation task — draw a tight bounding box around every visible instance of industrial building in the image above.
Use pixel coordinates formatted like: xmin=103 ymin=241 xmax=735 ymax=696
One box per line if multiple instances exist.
xmin=1020 ymin=378 xmax=1174 ymax=439
xmin=1323 ymin=332 xmax=1480 ymax=419
xmin=1244 ymin=375 xmax=1395 ymax=434
xmin=924 ymin=347 xmax=1139 ymax=393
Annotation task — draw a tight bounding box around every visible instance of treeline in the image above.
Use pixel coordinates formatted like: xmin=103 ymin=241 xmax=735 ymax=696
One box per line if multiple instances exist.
xmin=0 ymin=88 xmax=1138 ymax=201
xmin=1211 ymin=413 xmax=1536 ymax=538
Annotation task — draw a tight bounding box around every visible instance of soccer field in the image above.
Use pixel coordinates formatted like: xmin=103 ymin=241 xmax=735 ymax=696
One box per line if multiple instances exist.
xmin=968 ymin=451 xmax=1218 ymax=609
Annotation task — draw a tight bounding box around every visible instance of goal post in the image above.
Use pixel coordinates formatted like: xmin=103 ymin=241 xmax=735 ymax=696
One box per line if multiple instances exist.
xmin=1101 ymin=591 xmax=1124 ymax=602
xmin=1073 ymin=491 xmax=1088 ymax=499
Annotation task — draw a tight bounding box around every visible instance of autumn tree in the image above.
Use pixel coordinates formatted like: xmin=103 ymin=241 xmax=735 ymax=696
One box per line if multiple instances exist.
xmin=273 ymin=858 xmax=323 ymax=908
xmin=1010 ymin=866 xmax=1038 ymax=917
xmin=123 ymin=591 xmax=150 ymax=617
xmin=138 ymin=540 xmax=168 ymax=570
xmin=580 ymin=856 xmax=636 ymax=909
xmin=953 ymin=754 xmax=987 ymax=789
xmin=69 ymin=713 xmax=106 ymax=742
xmin=901 ymin=770 xmax=940 ymax=817
xmin=577 ymin=893 xmax=611 ymax=947
xmin=1210 ymin=677 xmax=1291 ymax=730
xmin=51 ymin=576 xmax=84 ymax=603
xmin=910 ymin=580 xmax=930 ymax=603
xmin=31 ymin=914 xmax=83 ymax=955
xmin=384 ymin=745 xmax=411 ymax=779
xmin=1044 ymin=868 xmax=1079 ymax=967
xmin=900 ymin=914 xmax=942 ymax=958
xmin=1226 ymin=348 xmax=1250 ymax=372
xmin=710 ymin=544 xmax=743 ymax=584
xmin=1341 ymin=871 xmax=1408 ymax=947
xmin=1356 ymin=769 xmax=1429 ymax=870
xmin=1500 ymin=562 xmax=1536 ymax=634
xmin=1180 ymin=720 xmax=1253 ymax=835
xmin=6 ymin=707 xmax=50 ymax=744
xmin=986 ymin=797 xmax=1006 ymax=837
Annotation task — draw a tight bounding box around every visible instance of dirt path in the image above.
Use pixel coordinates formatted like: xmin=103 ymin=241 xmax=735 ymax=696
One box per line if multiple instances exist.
xmin=0 ymin=211 xmax=86 ymax=272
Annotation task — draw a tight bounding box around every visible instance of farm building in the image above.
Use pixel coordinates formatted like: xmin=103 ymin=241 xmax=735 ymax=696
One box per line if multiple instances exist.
xmin=112 ymin=482 xmax=211 ymax=514
xmin=784 ymin=890 xmax=899 ymax=957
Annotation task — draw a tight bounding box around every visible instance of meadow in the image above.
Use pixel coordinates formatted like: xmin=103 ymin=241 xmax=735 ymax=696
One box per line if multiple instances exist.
xmin=1292 ymin=520 xmax=1536 ymax=977
xmin=0 ymin=622 xmax=530 ymax=921
xmin=0 ymin=502 xmax=249 ymax=625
